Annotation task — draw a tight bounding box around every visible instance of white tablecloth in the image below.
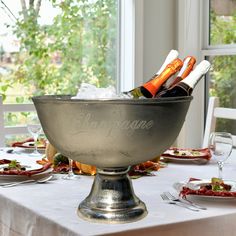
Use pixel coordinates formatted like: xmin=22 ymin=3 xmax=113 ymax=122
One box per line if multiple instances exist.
xmin=0 ymin=148 xmax=236 ymax=236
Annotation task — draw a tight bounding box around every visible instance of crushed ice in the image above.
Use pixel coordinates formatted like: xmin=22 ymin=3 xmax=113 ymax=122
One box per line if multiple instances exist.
xmin=71 ymin=83 xmax=131 ymax=99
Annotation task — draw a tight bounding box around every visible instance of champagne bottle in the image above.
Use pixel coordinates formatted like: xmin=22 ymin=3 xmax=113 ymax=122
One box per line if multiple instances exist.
xmin=156 ymin=56 xmax=196 ymax=97
xmin=157 ymin=60 xmax=211 ymax=97
xmin=123 ymin=50 xmax=179 ymax=98
xmin=128 ymin=58 xmax=183 ymax=98
xmin=152 ymin=49 xmax=179 ymax=77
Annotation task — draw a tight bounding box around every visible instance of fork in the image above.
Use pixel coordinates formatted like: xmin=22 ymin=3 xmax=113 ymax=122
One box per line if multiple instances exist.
xmin=160 ymin=193 xmax=199 ymax=211
xmin=164 ymin=191 xmax=207 ymax=210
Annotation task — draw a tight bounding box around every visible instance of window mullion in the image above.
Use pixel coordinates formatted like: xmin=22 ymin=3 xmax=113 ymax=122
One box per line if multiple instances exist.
xmin=119 ymin=0 xmax=143 ymax=93
xmin=119 ymin=0 xmax=135 ymax=93
xmin=201 ymin=0 xmax=210 ymax=49
xmin=202 ymin=48 xmax=236 ymax=56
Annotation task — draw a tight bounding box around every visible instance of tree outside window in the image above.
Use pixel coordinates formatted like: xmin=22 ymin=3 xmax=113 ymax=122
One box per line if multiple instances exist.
xmin=208 ymin=0 xmax=236 ymax=134
xmin=0 ymin=0 xmax=119 ymax=144
xmin=0 ymin=0 xmax=119 ymax=103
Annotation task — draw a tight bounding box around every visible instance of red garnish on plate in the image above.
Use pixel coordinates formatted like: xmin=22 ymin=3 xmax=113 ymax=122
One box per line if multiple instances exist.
xmin=128 ymin=161 xmax=161 ymax=178
xmin=0 ymin=159 xmax=11 ymax=165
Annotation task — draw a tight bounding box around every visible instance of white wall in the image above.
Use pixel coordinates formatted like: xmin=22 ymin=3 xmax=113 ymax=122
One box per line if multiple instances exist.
xmin=142 ymin=0 xmax=177 ymax=82
xmin=140 ymin=0 xmax=203 ymax=148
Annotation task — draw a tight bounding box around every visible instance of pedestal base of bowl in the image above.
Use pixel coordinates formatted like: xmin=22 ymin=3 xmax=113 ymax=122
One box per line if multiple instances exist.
xmin=77 ymin=167 xmax=147 ymax=224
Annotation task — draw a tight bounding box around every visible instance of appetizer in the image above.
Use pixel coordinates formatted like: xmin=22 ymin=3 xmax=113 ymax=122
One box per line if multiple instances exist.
xmin=180 ymin=178 xmax=236 ymax=197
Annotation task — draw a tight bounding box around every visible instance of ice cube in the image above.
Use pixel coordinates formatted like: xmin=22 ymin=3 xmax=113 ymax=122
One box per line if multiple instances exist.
xmin=71 ymin=83 xmax=131 ymax=99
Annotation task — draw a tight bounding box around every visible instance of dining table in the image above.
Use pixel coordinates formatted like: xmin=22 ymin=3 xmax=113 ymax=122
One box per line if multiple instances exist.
xmin=0 ymin=147 xmax=236 ymax=236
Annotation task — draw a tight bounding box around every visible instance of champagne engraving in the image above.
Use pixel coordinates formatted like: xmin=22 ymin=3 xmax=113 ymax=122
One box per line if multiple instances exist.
xmin=70 ymin=112 xmax=154 ymax=137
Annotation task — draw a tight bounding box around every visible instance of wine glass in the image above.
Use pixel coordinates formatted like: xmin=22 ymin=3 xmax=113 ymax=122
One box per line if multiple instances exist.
xmin=62 ymin=158 xmax=79 ymax=180
xmin=27 ymin=114 xmax=42 ymax=156
xmin=209 ymin=132 xmax=233 ymax=179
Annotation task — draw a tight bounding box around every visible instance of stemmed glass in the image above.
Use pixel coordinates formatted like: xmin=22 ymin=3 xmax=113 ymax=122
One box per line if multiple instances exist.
xmin=27 ymin=114 xmax=42 ymax=156
xmin=209 ymin=132 xmax=233 ymax=179
xmin=62 ymin=158 xmax=79 ymax=180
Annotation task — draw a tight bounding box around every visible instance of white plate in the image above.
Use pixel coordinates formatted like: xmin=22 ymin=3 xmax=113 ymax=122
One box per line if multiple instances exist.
xmin=162 ymin=156 xmax=209 ymax=164
xmin=173 ymin=179 xmax=236 ymax=200
xmin=14 ymin=141 xmax=46 ymax=152
xmin=17 ymin=148 xmax=45 ymax=154
xmin=0 ymin=168 xmax=53 ymax=184
xmin=187 ymin=194 xmax=236 ymax=200
xmin=19 ymin=141 xmax=45 ymax=149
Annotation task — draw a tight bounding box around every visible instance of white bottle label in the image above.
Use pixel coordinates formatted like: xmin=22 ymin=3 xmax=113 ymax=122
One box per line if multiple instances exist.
xmin=183 ymin=60 xmax=211 ymax=88
xmin=155 ymin=50 xmax=179 ymax=76
xmin=177 ymin=56 xmax=191 ymax=77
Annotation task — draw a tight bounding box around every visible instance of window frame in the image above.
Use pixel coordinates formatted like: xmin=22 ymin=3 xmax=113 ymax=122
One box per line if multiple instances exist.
xmin=201 ymin=0 xmax=236 ymax=135
xmin=177 ymin=0 xmax=236 ymax=148
xmin=201 ymin=0 xmax=236 ymax=51
xmin=0 ymin=0 xmax=142 ymax=146
xmin=119 ymin=0 xmax=143 ymax=93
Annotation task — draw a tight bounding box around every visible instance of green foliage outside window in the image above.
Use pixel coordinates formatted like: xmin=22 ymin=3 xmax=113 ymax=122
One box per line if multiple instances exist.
xmin=0 ymin=0 xmax=118 ymax=145
xmin=1 ymin=1 xmax=236 ymax=139
xmin=0 ymin=0 xmax=118 ymax=104
xmin=209 ymin=10 xmax=236 ymax=133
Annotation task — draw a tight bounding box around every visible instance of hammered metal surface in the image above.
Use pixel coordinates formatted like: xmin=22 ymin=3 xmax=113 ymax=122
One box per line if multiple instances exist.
xmin=33 ymin=96 xmax=192 ymax=167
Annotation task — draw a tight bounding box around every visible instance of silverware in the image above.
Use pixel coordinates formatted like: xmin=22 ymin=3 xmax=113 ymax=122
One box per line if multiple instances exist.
xmin=160 ymin=193 xmax=199 ymax=211
xmin=6 ymin=149 xmax=14 ymax=154
xmin=1 ymin=175 xmax=53 ymax=188
xmin=163 ymin=191 xmax=207 ymax=210
xmin=0 ymin=148 xmax=14 ymax=153
xmin=2 ymin=148 xmax=21 ymax=154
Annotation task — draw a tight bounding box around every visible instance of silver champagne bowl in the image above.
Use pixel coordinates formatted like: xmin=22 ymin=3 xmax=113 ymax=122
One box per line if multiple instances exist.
xmin=33 ymin=95 xmax=192 ymax=224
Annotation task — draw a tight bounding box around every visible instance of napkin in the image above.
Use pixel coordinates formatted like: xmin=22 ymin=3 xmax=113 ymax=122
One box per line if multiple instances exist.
xmin=161 ymin=147 xmax=211 ymax=160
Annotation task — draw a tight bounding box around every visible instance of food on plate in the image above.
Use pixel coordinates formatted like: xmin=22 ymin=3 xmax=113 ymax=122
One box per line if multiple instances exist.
xmin=180 ymin=178 xmax=236 ymax=197
xmin=129 ymin=161 xmax=162 ymax=178
xmin=75 ymin=162 xmax=96 ymax=175
xmin=0 ymin=159 xmax=11 ymax=165
xmin=210 ymin=177 xmax=232 ymax=191
xmin=2 ymin=160 xmax=26 ymax=171
xmin=12 ymin=138 xmax=46 ymax=149
xmin=36 ymin=157 xmax=49 ymax=166
xmin=53 ymin=153 xmax=70 ymax=173
xmin=37 ymin=153 xmax=165 ymax=177
xmin=162 ymin=147 xmax=211 ymax=160
xmin=74 ymin=160 xmax=165 ymax=177
xmin=53 ymin=153 xmax=69 ymax=166
xmin=45 ymin=143 xmax=57 ymax=162
xmin=38 ymin=142 xmax=166 ymax=177
xmin=0 ymin=162 xmax=52 ymax=176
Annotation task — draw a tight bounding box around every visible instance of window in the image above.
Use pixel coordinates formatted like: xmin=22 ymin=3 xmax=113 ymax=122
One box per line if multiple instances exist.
xmin=0 ymin=0 xmax=138 ymax=145
xmin=203 ymin=0 xmax=236 ymax=134
xmin=177 ymin=0 xmax=236 ymax=148
xmin=0 ymin=0 xmax=119 ymax=102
